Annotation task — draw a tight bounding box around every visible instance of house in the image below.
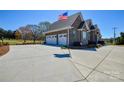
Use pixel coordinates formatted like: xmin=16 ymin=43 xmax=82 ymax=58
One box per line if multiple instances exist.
xmin=44 ymin=12 xmax=101 ymax=46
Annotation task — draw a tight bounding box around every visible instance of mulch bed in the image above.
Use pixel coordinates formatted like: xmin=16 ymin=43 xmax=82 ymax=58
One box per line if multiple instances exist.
xmin=0 ymin=45 xmax=9 ymax=56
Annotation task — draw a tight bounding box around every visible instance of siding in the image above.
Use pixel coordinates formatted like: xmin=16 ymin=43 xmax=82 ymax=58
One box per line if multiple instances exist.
xmin=90 ymin=31 xmax=97 ymax=42
xmin=72 ymin=16 xmax=82 ymax=28
xmin=68 ymin=15 xmax=82 ymax=46
xmin=69 ymin=28 xmax=81 ymax=46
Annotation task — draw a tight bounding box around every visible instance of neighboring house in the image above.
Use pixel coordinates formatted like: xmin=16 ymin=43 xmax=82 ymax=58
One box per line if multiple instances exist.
xmin=44 ymin=12 xmax=101 ymax=46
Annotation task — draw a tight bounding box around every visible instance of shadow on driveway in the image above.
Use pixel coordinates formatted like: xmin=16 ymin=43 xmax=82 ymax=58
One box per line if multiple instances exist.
xmin=83 ymin=48 xmax=97 ymax=51
xmin=43 ymin=44 xmax=61 ymax=48
xmin=71 ymin=48 xmax=97 ymax=51
xmin=54 ymin=54 xmax=70 ymax=58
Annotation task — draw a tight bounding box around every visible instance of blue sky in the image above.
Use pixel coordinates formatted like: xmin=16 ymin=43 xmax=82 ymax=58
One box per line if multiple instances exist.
xmin=0 ymin=10 xmax=124 ymax=38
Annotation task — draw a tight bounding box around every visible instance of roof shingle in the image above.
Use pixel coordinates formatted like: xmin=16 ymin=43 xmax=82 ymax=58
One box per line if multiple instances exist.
xmin=49 ymin=12 xmax=82 ymax=31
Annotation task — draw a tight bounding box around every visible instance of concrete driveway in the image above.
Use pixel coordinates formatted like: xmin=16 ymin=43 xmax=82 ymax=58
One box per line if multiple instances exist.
xmin=0 ymin=45 xmax=124 ymax=82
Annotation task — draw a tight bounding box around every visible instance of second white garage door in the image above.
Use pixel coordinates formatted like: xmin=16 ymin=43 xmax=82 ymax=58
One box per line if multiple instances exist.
xmin=46 ymin=35 xmax=57 ymax=45
xmin=58 ymin=33 xmax=67 ymax=45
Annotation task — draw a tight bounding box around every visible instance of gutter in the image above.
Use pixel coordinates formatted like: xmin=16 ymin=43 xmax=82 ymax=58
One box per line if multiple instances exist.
xmin=44 ymin=26 xmax=73 ymax=34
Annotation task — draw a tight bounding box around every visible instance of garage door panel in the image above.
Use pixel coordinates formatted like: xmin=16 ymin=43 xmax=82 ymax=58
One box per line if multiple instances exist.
xmin=58 ymin=33 xmax=67 ymax=45
xmin=46 ymin=35 xmax=57 ymax=45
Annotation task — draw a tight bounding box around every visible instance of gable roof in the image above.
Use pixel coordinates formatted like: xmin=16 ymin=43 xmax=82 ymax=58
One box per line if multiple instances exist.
xmin=78 ymin=21 xmax=90 ymax=31
xmin=49 ymin=12 xmax=83 ymax=31
xmin=78 ymin=21 xmax=85 ymax=29
xmin=85 ymin=19 xmax=92 ymax=28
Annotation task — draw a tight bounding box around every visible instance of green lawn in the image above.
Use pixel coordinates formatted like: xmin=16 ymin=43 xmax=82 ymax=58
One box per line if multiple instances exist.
xmin=0 ymin=39 xmax=43 ymax=45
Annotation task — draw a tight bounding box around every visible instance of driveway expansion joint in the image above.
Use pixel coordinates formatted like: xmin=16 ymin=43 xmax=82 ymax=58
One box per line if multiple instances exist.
xmin=84 ymin=46 xmax=115 ymax=80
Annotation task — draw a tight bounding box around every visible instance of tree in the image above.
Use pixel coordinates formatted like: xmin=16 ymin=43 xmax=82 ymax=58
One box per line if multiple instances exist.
xmin=18 ymin=26 xmax=31 ymax=43
xmin=0 ymin=28 xmax=5 ymax=39
xmin=0 ymin=33 xmax=4 ymax=43
xmin=0 ymin=28 xmax=15 ymax=40
xmin=26 ymin=25 xmax=40 ymax=43
xmin=115 ymin=32 xmax=124 ymax=45
xmin=119 ymin=32 xmax=124 ymax=44
xmin=38 ymin=22 xmax=51 ymax=41
xmin=38 ymin=21 xmax=51 ymax=33
xmin=6 ymin=30 xmax=14 ymax=39
xmin=0 ymin=28 xmax=6 ymax=43
xmin=120 ymin=32 xmax=124 ymax=38
xmin=14 ymin=30 xmax=22 ymax=40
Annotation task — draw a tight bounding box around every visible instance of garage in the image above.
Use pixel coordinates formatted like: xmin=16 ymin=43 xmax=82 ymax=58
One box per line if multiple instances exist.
xmin=58 ymin=33 xmax=67 ymax=45
xmin=46 ymin=35 xmax=57 ymax=45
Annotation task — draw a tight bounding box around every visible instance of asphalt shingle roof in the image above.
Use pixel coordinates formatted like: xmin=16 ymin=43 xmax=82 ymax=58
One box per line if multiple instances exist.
xmin=49 ymin=12 xmax=82 ymax=31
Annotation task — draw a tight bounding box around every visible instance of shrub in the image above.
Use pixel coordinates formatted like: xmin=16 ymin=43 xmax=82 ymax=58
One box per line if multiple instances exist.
xmin=73 ymin=42 xmax=81 ymax=46
xmin=61 ymin=45 xmax=68 ymax=49
xmin=88 ymin=41 xmax=96 ymax=45
xmin=88 ymin=44 xmax=96 ymax=48
xmin=43 ymin=41 xmax=46 ymax=44
xmin=96 ymin=44 xmax=102 ymax=48
xmin=0 ymin=42 xmax=9 ymax=46
xmin=98 ymin=41 xmax=105 ymax=45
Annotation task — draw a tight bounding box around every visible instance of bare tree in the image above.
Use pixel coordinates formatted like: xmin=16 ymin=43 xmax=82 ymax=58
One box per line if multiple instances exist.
xmin=38 ymin=21 xmax=51 ymax=33
xmin=38 ymin=22 xmax=51 ymax=41
xmin=18 ymin=26 xmax=31 ymax=43
xmin=17 ymin=21 xmax=51 ymax=43
xmin=26 ymin=25 xmax=40 ymax=43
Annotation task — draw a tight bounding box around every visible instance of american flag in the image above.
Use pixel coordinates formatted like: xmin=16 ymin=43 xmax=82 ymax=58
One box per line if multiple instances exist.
xmin=59 ymin=12 xmax=68 ymax=20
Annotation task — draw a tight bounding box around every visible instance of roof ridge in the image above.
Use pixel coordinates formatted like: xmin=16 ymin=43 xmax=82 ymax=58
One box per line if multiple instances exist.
xmin=68 ymin=12 xmax=81 ymax=18
xmin=49 ymin=12 xmax=83 ymax=31
xmin=52 ymin=12 xmax=81 ymax=24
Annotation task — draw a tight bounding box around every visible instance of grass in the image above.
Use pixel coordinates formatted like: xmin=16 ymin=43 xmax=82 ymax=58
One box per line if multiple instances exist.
xmin=0 ymin=39 xmax=43 ymax=45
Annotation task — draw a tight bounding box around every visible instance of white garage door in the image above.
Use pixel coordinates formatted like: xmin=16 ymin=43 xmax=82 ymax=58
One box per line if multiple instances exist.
xmin=58 ymin=33 xmax=67 ymax=45
xmin=46 ymin=35 xmax=57 ymax=45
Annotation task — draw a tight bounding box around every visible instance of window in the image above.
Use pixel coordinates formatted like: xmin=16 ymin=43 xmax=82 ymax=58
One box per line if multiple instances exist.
xmin=72 ymin=29 xmax=77 ymax=40
xmin=87 ymin=32 xmax=90 ymax=40
xmin=82 ymin=32 xmax=87 ymax=40
xmin=72 ymin=30 xmax=76 ymax=35
xmin=59 ymin=35 xmax=62 ymax=37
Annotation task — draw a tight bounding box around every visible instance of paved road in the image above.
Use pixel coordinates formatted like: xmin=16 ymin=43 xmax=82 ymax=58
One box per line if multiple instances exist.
xmin=0 ymin=45 xmax=124 ymax=82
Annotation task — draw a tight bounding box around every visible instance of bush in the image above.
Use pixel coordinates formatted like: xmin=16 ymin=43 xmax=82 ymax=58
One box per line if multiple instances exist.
xmin=88 ymin=41 xmax=96 ymax=45
xmin=73 ymin=42 xmax=81 ymax=46
xmin=0 ymin=42 xmax=9 ymax=46
xmin=61 ymin=45 xmax=68 ymax=49
xmin=88 ymin=44 xmax=96 ymax=48
xmin=0 ymin=42 xmax=2 ymax=46
xmin=98 ymin=41 xmax=105 ymax=45
xmin=43 ymin=41 xmax=46 ymax=44
xmin=88 ymin=41 xmax=96 ymax=48
xmin=96 ymin=44 xmax=102 ymax=48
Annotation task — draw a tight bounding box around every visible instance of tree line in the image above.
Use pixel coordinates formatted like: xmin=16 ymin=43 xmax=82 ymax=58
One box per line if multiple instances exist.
xmin=0 ymin=21 xmax=51 ymax=43
xmin=104 ymin=32 xmax=124 ymax=45
xmin=115 ymin=32 xmax=124 ymax=45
